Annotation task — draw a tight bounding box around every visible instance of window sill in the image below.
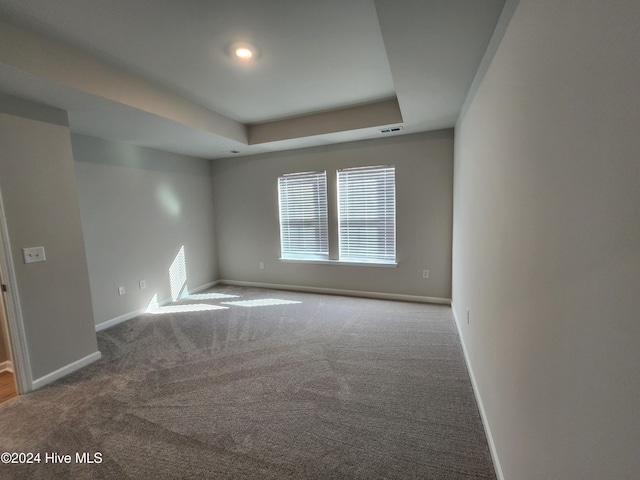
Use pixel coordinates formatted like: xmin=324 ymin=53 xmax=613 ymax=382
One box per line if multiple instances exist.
xmin=279 ymin=258 xmax=398 ymax=268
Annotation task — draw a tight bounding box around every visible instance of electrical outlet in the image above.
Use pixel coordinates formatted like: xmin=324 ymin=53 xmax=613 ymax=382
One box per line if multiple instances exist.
xmin=118 ymin=286 xmax=126 ymax=296
xmin=139 ymin=280 xmax=146 ymax=290
xmin=259 ymin=261 xmax=265 ymax=270
xmin=422 ymin=269 xmax=429 ymax=279
xmin=23 ymin=246 xmax=46 ymax=264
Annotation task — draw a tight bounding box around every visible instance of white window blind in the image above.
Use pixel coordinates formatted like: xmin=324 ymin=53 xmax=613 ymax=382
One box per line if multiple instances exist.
xmin=337 ymin=165 xmax=396 ymax=263
xmin=277 ymin=171 xmax=329 ymax=260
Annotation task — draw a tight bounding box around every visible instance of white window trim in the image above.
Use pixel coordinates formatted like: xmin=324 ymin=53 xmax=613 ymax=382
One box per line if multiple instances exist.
xmin=277 ymin=165 xmax=397 ymax=267
xmin=279 ymin=258 xmax=397 ymax=268
xmin=277 ymin=170 xmax=329 ymax=261
xmin=337 ymin=165 xmax=396 ymax=264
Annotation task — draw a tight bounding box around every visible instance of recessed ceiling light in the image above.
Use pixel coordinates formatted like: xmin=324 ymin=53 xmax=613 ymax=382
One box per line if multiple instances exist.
xmin=229 ymin=42 xmax=259 ymax=61
xmin=235 ymin=47 xmax=253 ymax=59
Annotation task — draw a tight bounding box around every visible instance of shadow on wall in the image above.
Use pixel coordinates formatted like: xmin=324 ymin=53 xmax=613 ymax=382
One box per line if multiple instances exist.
xmin=169 ymin=245 xmax=188 ymax=301
xmin=143 ymin=245 xmax=301 ymax=315
xmin=144 ymin=246 xmax=229 ymax=314
xmin=145 ymin=245 xmax=221 ymax=314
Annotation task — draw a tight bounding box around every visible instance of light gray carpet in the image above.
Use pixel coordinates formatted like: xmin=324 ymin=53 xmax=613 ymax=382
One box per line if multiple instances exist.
xmin=0 ymin=286 xmax=496 ymax=479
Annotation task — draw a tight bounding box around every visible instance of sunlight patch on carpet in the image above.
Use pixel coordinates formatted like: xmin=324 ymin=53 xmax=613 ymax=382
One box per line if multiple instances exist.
xmin=147 ymin=304 xmax=229 ymax=314
xmin=221 ymin=299 xmax=301 ymax=308
xmin=184 ymin=293 xmax=240 ymax=300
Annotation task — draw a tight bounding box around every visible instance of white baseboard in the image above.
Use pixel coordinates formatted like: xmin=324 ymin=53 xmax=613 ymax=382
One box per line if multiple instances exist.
xmin=31 ymin=351 xmax=102 ymax=391
xmin=95 ymin=281 xmax=220 ymax=332
xmin=95 ymin=276 xmax=448 ymax=333
xmin=95 ymin=306 xmax=156 ymax=332
xmin=0 ymin=360 xmax=13 ymax=373
xmin=219 ymin=279 xmax=451 ymax=305
xmin=451 ymin=303 xmax=504 ymax=480
xmin=191 ymin=281 xmax=218 ymax=293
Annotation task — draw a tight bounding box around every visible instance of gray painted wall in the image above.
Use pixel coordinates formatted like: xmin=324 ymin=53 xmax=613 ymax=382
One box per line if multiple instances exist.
xmin=72 ymin=135 xmax=217 ymax=326
xmin=453 ymin=0 xmax=640 ymax=478
xmin=212 ymin=130 xmax=453 ymax=299
xmin=0 ymin=91 xmax=68 ymax=127
xmin=0 ymin=111 xmax=98 ymax=382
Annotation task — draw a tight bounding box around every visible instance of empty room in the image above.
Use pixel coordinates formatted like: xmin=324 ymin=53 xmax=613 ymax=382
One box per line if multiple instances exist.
xmin=0 ymin=1 xmax=638 ymax=479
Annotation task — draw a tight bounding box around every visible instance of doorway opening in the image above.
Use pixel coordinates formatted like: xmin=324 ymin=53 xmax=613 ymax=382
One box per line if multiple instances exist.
xmin=0 ymin=372 xmax=17 ymax=404
xmin=0 ymin=189 xmax=31 ymax=400
xmin=0 ymin=278 xmax=18 ymax=404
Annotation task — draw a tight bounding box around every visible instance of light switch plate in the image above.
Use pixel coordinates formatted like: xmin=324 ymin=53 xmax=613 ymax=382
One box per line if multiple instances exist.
xmin=23 ymin=246 xmax=46 ymax=264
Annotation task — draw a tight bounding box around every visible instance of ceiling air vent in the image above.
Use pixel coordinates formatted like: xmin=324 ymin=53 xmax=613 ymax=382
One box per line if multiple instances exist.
xmin=379 ymin=126 xmax=403 ymax=134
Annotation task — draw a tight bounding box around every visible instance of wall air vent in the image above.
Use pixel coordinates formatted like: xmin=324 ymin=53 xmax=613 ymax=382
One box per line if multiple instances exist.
xmin=379 ymin=126 xmax=403 ymax=134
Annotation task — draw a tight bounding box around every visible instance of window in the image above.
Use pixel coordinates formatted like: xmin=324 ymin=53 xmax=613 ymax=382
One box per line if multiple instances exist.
xmin=337 ymin=165 xmax=396 ymax=263
xmin=277 ymin=171 xmax=328 ymax=260
xmin=277 ymin=165 xmax=396 ymax=265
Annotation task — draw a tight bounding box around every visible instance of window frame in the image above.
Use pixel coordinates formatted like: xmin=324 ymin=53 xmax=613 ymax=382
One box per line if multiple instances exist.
xmin=277 ymin=170 xmax=329 ymax=261
xmin=337 ymin=165 xmax=396 ymax=265
xmin=277 ymin=165 xmax=397 ymax=267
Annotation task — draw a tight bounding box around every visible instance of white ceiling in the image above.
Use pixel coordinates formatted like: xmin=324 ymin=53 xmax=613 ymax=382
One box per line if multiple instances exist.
xmin=0 ymin=0 xmax=506 ymax=159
